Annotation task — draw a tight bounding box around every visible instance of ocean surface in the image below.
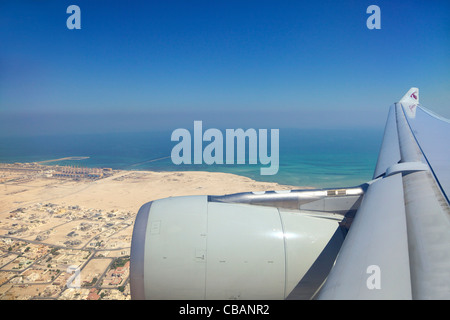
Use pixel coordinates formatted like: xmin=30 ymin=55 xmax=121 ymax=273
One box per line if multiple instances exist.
xmin=0 ymin=128 xmax=383 ymax=189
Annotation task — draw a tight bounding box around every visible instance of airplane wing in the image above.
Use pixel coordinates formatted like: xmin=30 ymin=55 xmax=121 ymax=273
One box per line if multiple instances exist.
xmin=317 ymin=88 xmax=450 ymax=299
xmin=129 ymin=88 xmax=450 ymax=300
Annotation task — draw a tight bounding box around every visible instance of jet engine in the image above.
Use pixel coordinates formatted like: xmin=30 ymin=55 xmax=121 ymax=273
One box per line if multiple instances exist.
xmin=129 ymin=188 xmax=364 ymax=299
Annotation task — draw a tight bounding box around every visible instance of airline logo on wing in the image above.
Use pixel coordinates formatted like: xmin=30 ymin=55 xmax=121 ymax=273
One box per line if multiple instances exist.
xmin=400 ymin=87 xmax=419 ymax=119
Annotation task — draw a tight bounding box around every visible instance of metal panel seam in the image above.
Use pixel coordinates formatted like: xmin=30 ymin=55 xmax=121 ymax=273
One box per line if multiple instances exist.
xmin=276 ymin=208 xmax=288 ymax=298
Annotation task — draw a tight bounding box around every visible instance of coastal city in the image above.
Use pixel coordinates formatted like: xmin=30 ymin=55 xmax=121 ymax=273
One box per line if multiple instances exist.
xmin=0 ymin=161 xmax=132 ymax=300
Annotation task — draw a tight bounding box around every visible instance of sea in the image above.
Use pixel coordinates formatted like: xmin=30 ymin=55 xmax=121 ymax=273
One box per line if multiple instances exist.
xmin=0 ymin=128 xmax=383 ymax=189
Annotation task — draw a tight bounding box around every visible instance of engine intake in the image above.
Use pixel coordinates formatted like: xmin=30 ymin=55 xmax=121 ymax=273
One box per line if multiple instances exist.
xmin=130 ymin=195 xmax=345 ymax=299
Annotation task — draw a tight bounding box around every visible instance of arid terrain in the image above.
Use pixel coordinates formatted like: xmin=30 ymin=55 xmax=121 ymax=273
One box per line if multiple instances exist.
xmin=0 ymin=162 xmax=303 ymax=300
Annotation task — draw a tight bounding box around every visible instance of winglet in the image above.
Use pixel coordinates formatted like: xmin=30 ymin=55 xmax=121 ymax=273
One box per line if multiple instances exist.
xmin=399 ymin=87 xmax=419 ymax=118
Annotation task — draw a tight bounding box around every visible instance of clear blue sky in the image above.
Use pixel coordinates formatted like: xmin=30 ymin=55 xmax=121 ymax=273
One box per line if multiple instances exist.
xmin=1 ymin=0 xmax=449 ymax=135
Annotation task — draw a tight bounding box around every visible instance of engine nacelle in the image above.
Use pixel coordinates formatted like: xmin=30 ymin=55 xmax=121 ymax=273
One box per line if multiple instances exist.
xmin=130 ymin=195 xmax=342 ymax=299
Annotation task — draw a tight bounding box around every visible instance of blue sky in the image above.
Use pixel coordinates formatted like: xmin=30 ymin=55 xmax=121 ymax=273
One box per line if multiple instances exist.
xmin=1 ymin=0 xmax=449 ymax=135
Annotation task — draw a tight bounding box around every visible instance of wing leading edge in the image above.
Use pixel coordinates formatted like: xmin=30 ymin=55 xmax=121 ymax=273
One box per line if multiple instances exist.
xmin=317 ymin=88 xmax=450 ymax=299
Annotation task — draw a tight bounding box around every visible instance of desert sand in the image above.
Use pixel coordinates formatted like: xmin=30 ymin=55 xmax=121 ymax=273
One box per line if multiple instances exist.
xmin=0 ymin=168 xmax=305 ymax=216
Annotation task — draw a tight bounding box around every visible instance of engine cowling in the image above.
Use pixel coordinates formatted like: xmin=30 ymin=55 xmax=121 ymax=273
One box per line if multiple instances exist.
xmin=130 ymin=195 xmax=342 ymax=299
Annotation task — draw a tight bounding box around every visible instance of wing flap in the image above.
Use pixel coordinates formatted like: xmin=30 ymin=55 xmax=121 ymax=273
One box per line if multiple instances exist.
xmin=317 ymin=173 xmax=412 ymax=299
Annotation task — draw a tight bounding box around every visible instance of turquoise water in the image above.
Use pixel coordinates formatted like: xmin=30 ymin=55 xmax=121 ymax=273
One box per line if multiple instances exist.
xmin=0 ymin=128 xmax=383 ymax=188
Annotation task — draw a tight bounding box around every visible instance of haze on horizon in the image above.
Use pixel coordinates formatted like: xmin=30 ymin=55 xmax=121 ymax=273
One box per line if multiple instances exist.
xmin=1 ymin=1 xmax=449 ymax=137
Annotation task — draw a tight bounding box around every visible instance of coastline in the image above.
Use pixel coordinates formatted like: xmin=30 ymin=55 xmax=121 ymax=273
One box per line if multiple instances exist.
xmin=0 ymin=127 xmax=381 ymax=190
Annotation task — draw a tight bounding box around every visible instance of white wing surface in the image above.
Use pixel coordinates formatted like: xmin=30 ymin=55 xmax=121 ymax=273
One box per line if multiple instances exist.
xmin=318 ymin=88 xmax=450 ymax=299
